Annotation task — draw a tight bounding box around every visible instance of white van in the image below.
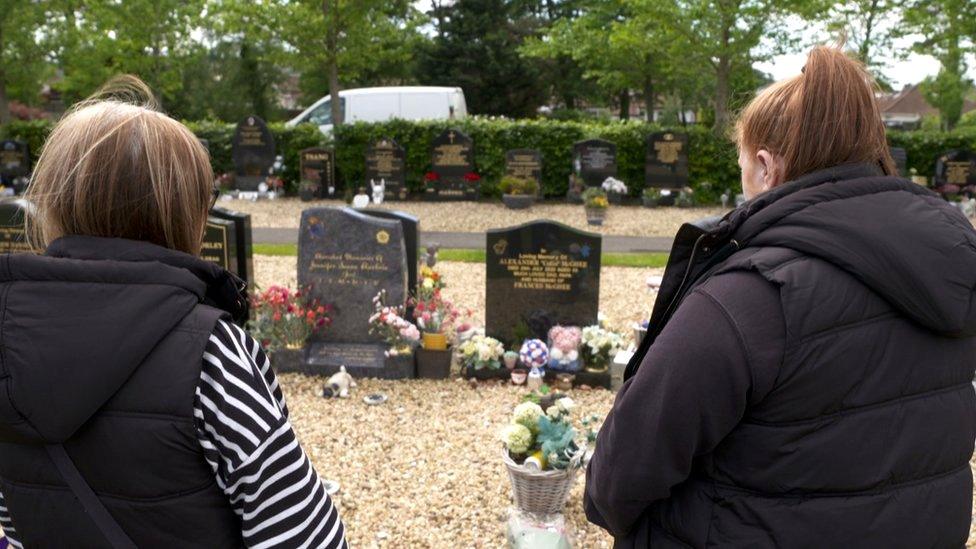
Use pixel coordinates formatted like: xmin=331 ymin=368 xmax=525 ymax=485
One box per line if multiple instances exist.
xmin=286 ymin=86 xmax=468 ymax=134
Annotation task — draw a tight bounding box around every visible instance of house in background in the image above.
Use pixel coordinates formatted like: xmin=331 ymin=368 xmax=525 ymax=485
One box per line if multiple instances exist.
xmin=878 ymin=84 xmax=976 ymax=130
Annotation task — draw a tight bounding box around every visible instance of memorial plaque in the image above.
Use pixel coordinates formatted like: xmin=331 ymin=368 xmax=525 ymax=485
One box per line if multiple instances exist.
xmin=299 ymin=208 xmax=410 ymax=378
xmin=934 ymin=150 xmax=976 ymax=188
xmin=0 ymin=199 xmax=31 ymax=254
xmin=889 ymin=146 xmax=908 ymax=177
xmin=201 ymin=217 xmax=238 ymax=275
xmin=505 ymin=149 xmax=543 ymax=196
xmin=231 ymin=115 xmax=275 ymax=191
xmin=300 ymin=147 xmax=336 ymax=199
xmin=428 ymin=128 xmax=477 ymax=200
xmin=357 ymin=209 xmax=419 ymax=296
xmin=645 ymin=132 xmax=689 ymax=189
xmin=486 ymin=221 xmax=601 ymax=346
xmin=209 ymin=206 xmax=254 ymax=289
xmin=365 ymin=138 xmax=407 ymax=200
xmin=573 ymin=139 xmax=617 ymax=187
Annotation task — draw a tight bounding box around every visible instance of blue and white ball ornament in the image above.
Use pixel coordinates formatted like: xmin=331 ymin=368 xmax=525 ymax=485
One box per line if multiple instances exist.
xmin=519 ymin=339 xmax=549 ymax=370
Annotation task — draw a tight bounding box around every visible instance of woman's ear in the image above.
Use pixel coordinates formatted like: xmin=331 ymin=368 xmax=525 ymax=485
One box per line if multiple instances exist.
xmin=756 ymin=149 xmax=785 ymax=190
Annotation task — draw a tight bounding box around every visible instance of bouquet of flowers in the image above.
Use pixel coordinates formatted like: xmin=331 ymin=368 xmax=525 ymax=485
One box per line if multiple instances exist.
xmin=369 ymin=290 xmax=420 ymax=356
xmin=601 ymin=177 xmax=628 ymax=195
xmin=248 ymin=286 xmax=332 ymax=352
xmin=580 ymin=325 xmax=625 ymax=372
xmin=582 ymin=187 xmax=609 ymax=209
xmin=458 ymin=334 xmax=505 ymax=370
xmin=500 ymin=399 xmax=582 ymax=470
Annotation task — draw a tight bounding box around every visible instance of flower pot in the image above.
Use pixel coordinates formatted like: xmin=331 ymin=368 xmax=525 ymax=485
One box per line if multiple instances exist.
xmin=607 ymin=192 xmax=624 ymax=205
xmin=504 ymin=351 xmax=519 ymax=370
xmin=416 ymin=347 xmax=452 ymax=379
xmin=641 ymin=196 xmax=659 ymax=208
xmin=511 ymin=368 xmax=528 ymax=385
xmin=422 ymin=332 xmax=448 ymax=351
xmin=503 ymin=449 xmax=583 ymax=515
xmin=554 ymin=373 xmax=575 ymax=391
xmin=502 ymin=194 xmax=535 ymax=210
xmin=584 ymin=207 xmax=606 ymax=226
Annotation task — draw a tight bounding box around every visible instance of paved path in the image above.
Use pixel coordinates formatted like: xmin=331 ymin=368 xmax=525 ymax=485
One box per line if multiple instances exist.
xmin=253 ymin=228 xmax=673 ymax=253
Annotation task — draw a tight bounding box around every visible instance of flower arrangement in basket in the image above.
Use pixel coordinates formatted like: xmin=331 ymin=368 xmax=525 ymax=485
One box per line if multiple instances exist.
xmin=500 ymin=399 xmax=588 ymax=515
xmin=248 ymin=286 xmax=332 ymax=352
xmin=582 ymin=187 xmax=609 ymax=226
xmin=458 ymin=334 xmax=505 ymax=371
xmin=580 ymin=325 xmax=624 ymax=372
xmin=369 ymin=290 xmax=420 ymax=356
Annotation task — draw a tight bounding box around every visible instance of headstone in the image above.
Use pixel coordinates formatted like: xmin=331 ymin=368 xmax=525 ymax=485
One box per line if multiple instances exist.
xmin=428 ymin=128 xmax=477 ymax=200
xmin=298 ymin=207 xmax=411 ymax=378
xmin=486 ymin=221 xmax=601 ymax=346
xmin=0 ymin=140 xmax=30 ymax=193
xmin=645 ymin=132 xmax=689 ymax=189
xmin=201 ymin=217 xmax=238 ymax=275
xmin=0 ymin=199 xmax=31 ymax=253
xmin=231 ymin=116 xmax=275 ymax=191
xmin=365 ymin=138 xmax=407 ymax=200
xmin=300 ymin=147 xmax=336 ymax=200
xmin=889 ymin=146 xmax=908 ymax=177
xmin=934 ymin=150 xmax=976 ymax=188
xmin=573 ymin=139 xmax=617 ymax=187
xmin=356 ymin=209 xmax=419 ymax=296
xmin=208 ymin=206 xmax=254 ymax=289
xmin=505 ymin=149 xmax=543 ymax=196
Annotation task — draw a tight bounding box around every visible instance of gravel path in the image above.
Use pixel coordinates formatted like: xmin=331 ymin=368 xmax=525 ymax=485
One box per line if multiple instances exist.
xmin=222 ymin=197 xmax=728 ymax=237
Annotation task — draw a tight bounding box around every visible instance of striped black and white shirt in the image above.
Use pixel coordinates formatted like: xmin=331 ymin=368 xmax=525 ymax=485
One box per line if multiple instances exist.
xmin=0 ymin=320 xmax=347 ymax=548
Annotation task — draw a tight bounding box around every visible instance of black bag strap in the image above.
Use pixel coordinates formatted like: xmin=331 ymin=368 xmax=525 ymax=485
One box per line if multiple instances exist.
xmin=44 ymin=444 xmax=137 ymax=549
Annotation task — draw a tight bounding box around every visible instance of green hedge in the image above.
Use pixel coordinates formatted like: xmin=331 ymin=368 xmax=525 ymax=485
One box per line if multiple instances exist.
xmin=4 ymin=117 xmax=976 ymax=202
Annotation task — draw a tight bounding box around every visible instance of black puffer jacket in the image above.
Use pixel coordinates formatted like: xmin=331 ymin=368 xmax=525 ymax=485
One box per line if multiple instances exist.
xmin=585 ymin=163 xmax=976 ymax=547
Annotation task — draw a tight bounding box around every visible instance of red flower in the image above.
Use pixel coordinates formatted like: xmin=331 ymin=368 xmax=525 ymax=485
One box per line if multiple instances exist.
xmin=424 ymin=172 xmax=440 ymax=182
xmin=463 ymin=172 xmax=481 ymax=182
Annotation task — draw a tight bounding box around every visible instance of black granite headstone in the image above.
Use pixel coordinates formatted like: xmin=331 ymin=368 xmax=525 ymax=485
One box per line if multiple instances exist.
xmin=201 ymin=217 xmax=238 ymax=275
xmin=486 ymin=221 xmax=601 ymax=346
xmin=356 ymin=209 xmax=419 ymax=296
xmin=300 ymin=147 xmax=336 ymax=200
xmin=505 ymin=149 xmax=543 ymax=196
xmin=365 ymin=138 xmax=407 ymax=200
xmin=0 ymin=140 xmax=30 ymax=193
xmin=428 ymin=128 xmax=476 ymax=200
xmin=298 ymin=207 xmax=411 ymax=378
xmin=0 ymin=198 xmax=31 ymax=253
xmin=231 ymin=116 xmax=276 ymax=191
xmin=573 ymin=139 xmax=617 ymax=187
xmin=934 ymin=150 xmax=976 ymax=188
xmin=209 ymin=206 xmax=254 ymax=289
xmin=889 ymin=146 xmax=908 ymax=177
xmin=645 ymin=132 xmax=689 ymax=189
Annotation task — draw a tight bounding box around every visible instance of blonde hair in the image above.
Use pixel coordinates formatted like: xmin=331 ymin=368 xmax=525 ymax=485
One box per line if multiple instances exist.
xmin=26 ymin=75 xmax=213 ymax=255
xmin=735 ymin=46 xmax=895 ymax=181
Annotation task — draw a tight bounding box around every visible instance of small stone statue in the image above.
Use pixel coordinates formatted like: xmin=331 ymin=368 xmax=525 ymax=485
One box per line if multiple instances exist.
xmin=371 ymin=178 xmax=386 ymax=205
xmin=322 ymin=366 xmax=356 ymax=399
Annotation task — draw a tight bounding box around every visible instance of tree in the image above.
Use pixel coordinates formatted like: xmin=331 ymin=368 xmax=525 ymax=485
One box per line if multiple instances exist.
xmin=421 ymin=0 xmax=548 ymax=118
xmin=901 ymin=0 xmax=975 ymax=130
xmin=0 ymin=1 xmax=50 ymax=123
xmin=826 ymin=0 xmax=902 ymax=88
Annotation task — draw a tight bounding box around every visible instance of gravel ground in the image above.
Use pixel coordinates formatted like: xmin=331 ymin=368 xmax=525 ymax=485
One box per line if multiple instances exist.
xmin=221 ymin=197 xmax=728 ymax=237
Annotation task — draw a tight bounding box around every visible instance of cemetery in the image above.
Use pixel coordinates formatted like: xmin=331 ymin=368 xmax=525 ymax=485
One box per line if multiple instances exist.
xmin=5 ymin=1 xmax=976 ymax=547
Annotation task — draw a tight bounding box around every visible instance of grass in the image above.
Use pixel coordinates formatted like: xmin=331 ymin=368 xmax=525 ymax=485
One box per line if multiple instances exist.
xmin=254 ymin=243 xmax=668 ymax=268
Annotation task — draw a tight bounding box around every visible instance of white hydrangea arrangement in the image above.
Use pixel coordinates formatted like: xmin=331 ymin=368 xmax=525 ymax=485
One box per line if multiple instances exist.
xmin=458 ymin=334 xmax=505 ymax=370
xmin=581 ymin=325 xmax=624 ymax=372
xmin=601 ymin=177 xmax=628 ymax=195
xmin=501 ymin=398 xmax=581 ymax=470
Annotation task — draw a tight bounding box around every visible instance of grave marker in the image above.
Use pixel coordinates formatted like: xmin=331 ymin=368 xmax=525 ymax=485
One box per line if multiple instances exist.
xmin=208 ymin=206 xmax=254 ymax=289
xmin=505 ymin=149 xmax=543 ymax=196
xmin=0 ymin=199 xmax=31 ymax=253
xmin=889 ymin=146 xmax=908 ymax=177
xmin=300 ymin=147 xmax=336 ymax=200
xmin=428 ymin=128 xmax=476 ymax=200
xmin=934 ymin=150 xmax=976 ymax=188
xmin=231 ymin=116 xmax=275 ymax=191
xmin=573 ymin=139 xmax=617 ymax=187
xmin=645 ymin=132 xmax=689 ymax=189
xmin=0 ymin=140 xmax=30 ymax=194
xmin=365 ymin=138 xmax=407 ymax=200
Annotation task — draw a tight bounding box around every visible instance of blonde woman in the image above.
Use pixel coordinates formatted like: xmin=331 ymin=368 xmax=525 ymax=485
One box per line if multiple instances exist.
xmin=585 ymin=47 xmax=976 ymax=547
xmin=0 ymin=77 xmax=347 ymax=548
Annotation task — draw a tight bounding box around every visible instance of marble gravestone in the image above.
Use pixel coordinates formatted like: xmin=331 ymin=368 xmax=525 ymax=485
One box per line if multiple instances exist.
xmin=206 ymin=206 xmax=255 ymax=289
xmin=0 ymin=140 xmax=30 ymax=193
xmin=645 ymin=132 xmax=689 ymax=189
xmin=300 ymin=148 xmax=336 ymax=200
xmin=486 ymin=221 xmax=601 ymax=346
xmin=365 ymin=138 xmax=407 ymax=200
xmin=889 ymin=146 xmax=908 ymax=177
xmin=505 ymin=149 xmax=543 ymax=196
xmin=298 ymin=207 xmax=412 ymax=378
xmin=934 ymin=150 xmax=976 ymax=189
xmin=428 ymin=128 xmax=477 ymax=200
xmin=0 ymin=198 xmax=32 ymax=253
xmin=231 ymin=116 xmax=276 ymax=191
xmin=573 ymin=139 xmax=617 ymax=187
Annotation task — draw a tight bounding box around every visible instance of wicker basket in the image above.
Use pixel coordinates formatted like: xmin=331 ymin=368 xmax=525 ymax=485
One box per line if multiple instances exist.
xmin=503 ymin=449 xmax=583 ymax=515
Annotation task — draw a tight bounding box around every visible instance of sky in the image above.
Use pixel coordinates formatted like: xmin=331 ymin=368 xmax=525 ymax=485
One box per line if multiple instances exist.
xmin=412 ymin=0 xmax=976 ymax=91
